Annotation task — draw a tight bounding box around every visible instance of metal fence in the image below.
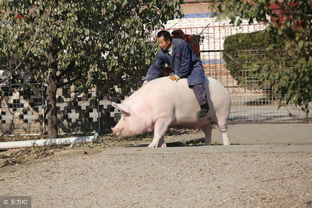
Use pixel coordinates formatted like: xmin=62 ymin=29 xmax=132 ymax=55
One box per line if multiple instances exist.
xmin=1 ymin=22 xmax=311 ymax=136
xmin=167 ymin=23 xmax=311 ymax=122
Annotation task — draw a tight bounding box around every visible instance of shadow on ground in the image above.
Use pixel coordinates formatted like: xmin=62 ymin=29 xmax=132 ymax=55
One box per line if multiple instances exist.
xmin=128 ymin=138 xmax=240 ymax=147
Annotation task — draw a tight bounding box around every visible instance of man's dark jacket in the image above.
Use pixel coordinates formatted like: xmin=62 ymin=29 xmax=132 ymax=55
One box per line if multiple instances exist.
xmin=144 ymin=38 xmax=205 ymax=87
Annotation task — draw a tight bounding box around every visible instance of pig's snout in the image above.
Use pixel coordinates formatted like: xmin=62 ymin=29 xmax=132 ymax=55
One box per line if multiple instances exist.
xmin=111 ymin=126 xmax=122 ymax=136
xmin=111 ymin=127 xmax=118 ymax=135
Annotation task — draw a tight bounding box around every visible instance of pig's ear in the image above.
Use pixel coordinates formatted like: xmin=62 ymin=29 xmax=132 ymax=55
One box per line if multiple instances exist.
xmin=112 ymin=102 xmax=131 ymax=115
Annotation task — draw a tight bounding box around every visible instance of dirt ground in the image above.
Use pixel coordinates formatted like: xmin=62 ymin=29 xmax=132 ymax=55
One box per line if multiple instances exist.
xmin=0 ymin=124 xmax=312 ymax=208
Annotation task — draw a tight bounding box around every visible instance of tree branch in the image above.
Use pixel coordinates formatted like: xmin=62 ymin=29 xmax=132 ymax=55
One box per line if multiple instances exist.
xmin=0 ymin=15 xmax=43 ymax=84
xmin=56 ymin=77 xmax=81 ymax=88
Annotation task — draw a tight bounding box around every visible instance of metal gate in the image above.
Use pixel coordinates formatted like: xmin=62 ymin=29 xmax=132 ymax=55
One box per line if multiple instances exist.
xmin=166 ymin=23 xmax=310 ymax=122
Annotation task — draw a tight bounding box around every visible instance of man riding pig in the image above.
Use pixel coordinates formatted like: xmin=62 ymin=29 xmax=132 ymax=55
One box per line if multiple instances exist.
xmin=144 ymin=30 xmax=209 ymax=119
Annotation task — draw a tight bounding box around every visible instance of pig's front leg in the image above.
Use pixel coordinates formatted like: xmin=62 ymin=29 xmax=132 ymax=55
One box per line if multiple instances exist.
xmin=148 ymin=118 xmax=171 ymax=148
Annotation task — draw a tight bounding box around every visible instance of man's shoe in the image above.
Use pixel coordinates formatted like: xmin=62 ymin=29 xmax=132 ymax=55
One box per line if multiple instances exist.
xmin=197 ymin=103 xmax=209 ymax=119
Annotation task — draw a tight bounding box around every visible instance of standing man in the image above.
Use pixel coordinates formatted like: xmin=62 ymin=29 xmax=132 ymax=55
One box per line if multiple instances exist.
xmin=144 ymin=30 xmax=209 ymax=119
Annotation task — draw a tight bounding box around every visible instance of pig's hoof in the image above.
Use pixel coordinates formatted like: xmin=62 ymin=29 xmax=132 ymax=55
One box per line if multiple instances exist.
xmin=160 ymin=143 xmax=167 ymax=148
xmin=148 ymin=143 xmax=158 ymax=148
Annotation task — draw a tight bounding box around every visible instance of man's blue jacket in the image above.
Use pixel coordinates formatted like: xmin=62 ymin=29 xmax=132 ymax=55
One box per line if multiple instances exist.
xmin=144 ymin=38 xmax=205 ymax=87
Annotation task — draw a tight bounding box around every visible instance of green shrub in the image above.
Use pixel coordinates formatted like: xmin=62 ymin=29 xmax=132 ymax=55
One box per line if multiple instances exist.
xmin=223 ymin=30 xmax=287 ymax=94
xmin=213 ymin=0 xmax=312 ymax=113
xmin=223 ymin=31 xmax=270 ymax=90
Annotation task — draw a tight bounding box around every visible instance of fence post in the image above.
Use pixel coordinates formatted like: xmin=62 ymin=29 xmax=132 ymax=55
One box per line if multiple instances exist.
xmin=41 ymin=83 xmax=46 ymax=136
xmin=97 ymin=97 xmax=101 ymax=135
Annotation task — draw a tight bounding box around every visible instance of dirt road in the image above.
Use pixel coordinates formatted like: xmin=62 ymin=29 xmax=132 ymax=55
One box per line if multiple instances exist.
xmin=1 ymin=124 xmax=312 ymax=208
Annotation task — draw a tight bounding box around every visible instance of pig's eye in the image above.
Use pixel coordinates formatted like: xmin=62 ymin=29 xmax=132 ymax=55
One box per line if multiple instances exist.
xmin=122 ymin=112 xmax=130 ymax=117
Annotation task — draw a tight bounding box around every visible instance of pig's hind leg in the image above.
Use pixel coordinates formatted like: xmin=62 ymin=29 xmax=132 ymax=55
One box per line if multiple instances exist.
xmin=148 ymin=118 xmax=171 ymax=148
xmin=217 ymin=118 xmax=230 ymax=145
xmin=202 ymin=123 xmax=212 ymax=145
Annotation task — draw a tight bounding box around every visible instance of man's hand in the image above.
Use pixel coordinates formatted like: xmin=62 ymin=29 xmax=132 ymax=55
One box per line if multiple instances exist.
xmin=169 ymin=75 xmax=180 ymax=81
xmin=142 ymin=80 xmax=148 ymax=86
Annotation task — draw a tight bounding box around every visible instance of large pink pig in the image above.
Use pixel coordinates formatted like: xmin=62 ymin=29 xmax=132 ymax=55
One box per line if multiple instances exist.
xmin=111 ymin=76 xmax=231 ymax=147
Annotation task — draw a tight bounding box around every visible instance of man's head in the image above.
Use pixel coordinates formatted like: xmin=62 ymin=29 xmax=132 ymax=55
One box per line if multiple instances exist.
xmin=157 ymin=30 xmax=172 ymax=51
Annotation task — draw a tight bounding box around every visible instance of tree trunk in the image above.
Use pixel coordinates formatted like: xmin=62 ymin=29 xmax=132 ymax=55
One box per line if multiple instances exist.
xmin=46 ymin=69 xmax=58 ymax=138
